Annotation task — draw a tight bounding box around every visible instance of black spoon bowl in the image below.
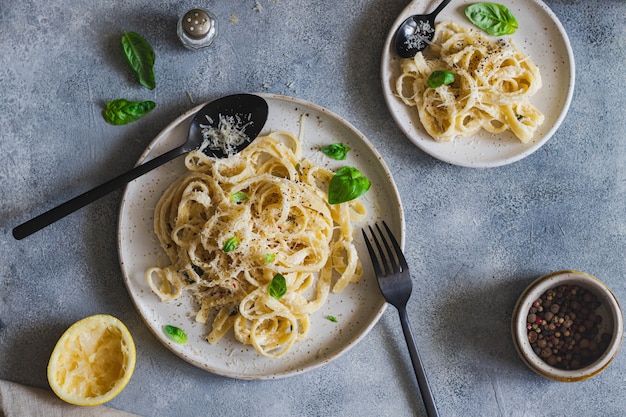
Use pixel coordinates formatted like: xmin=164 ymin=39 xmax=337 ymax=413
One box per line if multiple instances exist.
xmin=13 ymin=93 xmax=268 ymax=240
xmin=394 ymin=0 xmax=452 ymax=58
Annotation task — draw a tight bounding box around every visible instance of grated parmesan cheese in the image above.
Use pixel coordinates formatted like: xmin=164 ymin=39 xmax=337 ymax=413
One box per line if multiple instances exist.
xmin=198 ymin=113 xmax=253 ymax=157
xmin=403 ymin=21 xmax=435 ymax=51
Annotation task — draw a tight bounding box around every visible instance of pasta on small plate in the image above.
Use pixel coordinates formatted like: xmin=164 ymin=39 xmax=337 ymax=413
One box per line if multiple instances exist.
xmin=382 ymin=0 xmax=574 ymax=167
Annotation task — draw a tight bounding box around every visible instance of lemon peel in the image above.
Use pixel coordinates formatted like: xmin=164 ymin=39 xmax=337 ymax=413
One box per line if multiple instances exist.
xmin=47 ymin=314 xmax=136 ymax=406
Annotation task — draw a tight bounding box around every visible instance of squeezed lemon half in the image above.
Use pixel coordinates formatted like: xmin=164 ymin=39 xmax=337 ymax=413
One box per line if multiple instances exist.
xmin=47 ymin=314 xmax=136 ymax=406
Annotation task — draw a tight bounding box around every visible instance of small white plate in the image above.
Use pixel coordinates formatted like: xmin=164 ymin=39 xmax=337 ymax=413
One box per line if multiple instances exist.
xmin=117 ymin=94 xmax=405 ymax=379
xmin=381 ymin=0 xmax=575 ymax=168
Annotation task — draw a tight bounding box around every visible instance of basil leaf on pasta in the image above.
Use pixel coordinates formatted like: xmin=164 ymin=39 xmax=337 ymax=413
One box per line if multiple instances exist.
xmin=269 ymin=274 xmax=287 ymax=299
xmin=223 ymin=236 xmax=239 ymax=253
xmin=230 ymin=192 xmax=249 ymax=203
xmin=328 ymin=166 xmax=371 ymax=204
xmin=464 ymin=3 xmax=518 ymax=36
xmin=427 ymin=70 xmax=455 ymax=88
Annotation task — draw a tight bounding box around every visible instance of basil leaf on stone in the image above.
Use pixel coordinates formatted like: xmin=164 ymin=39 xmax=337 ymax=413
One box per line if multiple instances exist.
xmin=164 ymin=325 xmax=188 ymax=344
xmin=321 ymin=143 xmax=351 ymax=160
xmin=102 ymin=99 xmax=155 ymax=125
xmin=269 ymin=273 xmax=287 ymax=299
xmin=427 ymin=70 xmax=455 ymax=88
xmin=121 ymin=31 xmax=156 ymax=90
xmin=464 ymin=3 xmax=518 ymax=36
xmin=328 ymin=166 xmax=371 ymax=204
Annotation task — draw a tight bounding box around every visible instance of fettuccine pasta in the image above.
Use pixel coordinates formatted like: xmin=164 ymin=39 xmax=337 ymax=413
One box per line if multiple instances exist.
xmin=146 ymin=132 xmax=366 ymax=357
xmin=396 ymin=21 xmax=544 ymax=143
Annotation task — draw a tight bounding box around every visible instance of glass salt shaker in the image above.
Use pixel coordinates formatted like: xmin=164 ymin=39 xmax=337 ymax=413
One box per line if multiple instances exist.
xmin=177 ymin=8 xmax=218 ymax=50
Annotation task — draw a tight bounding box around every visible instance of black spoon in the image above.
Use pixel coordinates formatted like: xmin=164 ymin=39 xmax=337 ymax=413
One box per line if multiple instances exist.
xmin=394 ymin=0 xmax=452 ymax=58
xmin=13 ymin=93 xmax=269 ymax=240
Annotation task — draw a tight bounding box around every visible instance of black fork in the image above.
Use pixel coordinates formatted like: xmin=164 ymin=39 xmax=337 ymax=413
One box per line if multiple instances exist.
xmin=362 ymin=222 xmax=439 ymax=417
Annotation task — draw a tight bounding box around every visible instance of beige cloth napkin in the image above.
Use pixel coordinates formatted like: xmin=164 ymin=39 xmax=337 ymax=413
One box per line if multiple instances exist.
xmin=0 ymin=380 xmax=141 ymax=417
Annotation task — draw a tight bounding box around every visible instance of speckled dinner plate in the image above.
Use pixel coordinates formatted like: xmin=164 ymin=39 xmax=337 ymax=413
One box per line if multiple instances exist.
xmin=117 ymin=93 xmax=405 ymax=379
xmin=382 ymin=0 xmax=575 ymax=168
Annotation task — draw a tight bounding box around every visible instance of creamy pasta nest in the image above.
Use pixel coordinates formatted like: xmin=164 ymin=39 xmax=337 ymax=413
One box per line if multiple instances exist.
xmin=396 ymin=21 xmax=544 ymax=143
xmin=146 ymin=131 xmax=366 ymax=357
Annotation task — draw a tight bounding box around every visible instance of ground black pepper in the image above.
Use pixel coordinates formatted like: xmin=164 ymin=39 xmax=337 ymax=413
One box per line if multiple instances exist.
xmin=526 ymin=284 xmax=611 ymax=370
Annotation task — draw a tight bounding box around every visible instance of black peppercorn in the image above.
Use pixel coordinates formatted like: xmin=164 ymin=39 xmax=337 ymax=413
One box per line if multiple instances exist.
xmin=526 ymin=284 xmax=611 ymax=370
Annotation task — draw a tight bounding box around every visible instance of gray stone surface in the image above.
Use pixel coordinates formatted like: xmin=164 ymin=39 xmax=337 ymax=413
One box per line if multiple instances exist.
xmin=1 ymin=0 xmax=625 ymax=416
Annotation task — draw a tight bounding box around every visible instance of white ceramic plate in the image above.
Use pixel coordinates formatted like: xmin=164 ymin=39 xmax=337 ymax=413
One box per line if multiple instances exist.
xmin=382 ymin=0 xmax=575 ymax=168
xmin=118 ymin=94 xmax=405 ymax=379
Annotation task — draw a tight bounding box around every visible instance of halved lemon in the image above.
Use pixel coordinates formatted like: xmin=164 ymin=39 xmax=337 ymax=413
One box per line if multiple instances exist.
xmin=47 ymin=314 xmax=136 ymax=406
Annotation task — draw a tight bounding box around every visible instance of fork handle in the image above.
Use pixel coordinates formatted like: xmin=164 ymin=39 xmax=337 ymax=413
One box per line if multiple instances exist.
xmin=398 ymin=306 xmax=440 ymax=417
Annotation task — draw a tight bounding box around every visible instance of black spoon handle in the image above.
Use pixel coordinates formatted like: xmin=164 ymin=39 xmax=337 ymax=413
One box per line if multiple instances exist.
xmin=431 ymin=0 xmax=452 ymax=17
xmin=13 ymin=146 xmax=186 ymax=240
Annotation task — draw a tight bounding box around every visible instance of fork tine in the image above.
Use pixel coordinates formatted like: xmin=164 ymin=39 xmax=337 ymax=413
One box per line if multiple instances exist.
xmin=374 ymin=223 xmax=399 ymax=275
xmin=382 ymin=221 xmax=409 ymax=271
xmin=362 ymin=227 xmax=384 ymax=277
xmin=370 ymin=224 xmax=393 ymax=276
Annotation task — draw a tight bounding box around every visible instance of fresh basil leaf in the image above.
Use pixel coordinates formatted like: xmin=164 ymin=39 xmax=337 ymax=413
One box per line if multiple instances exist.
xmin=264 ymin=253 xmax=276 ymax=264
xmin=427 ymin=70 xmax=455 ymax=88
xmin=328 ymin=166 xmax=371 ymax=204
xmin=121 ymin=31 xmax=156 ymax=90
xmin=230 ymin=192 xmax=249 ymax=203
xmin=102 ymin=99 xmax=155 ymax=125
xmin=321 ymin=143 xmax=351 ymax=160
xmin=223 ymin=236 xmax=239 ymax=253
xmin=326 ymin=315 xmax=338 ymax=323
xmin=269 ymin=273 xmax=287 ymax=299
xmin=465 ymin=3 xmax=518 ymax=36
xmin=164 ymin=325 xmax=188 ymax=344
